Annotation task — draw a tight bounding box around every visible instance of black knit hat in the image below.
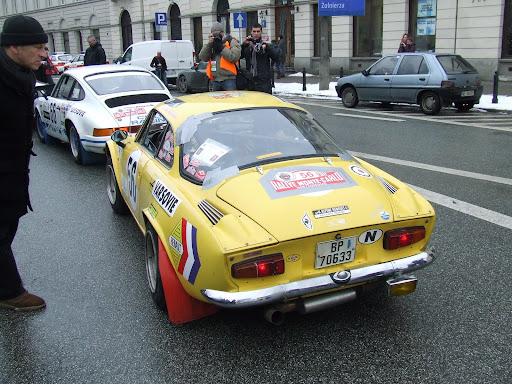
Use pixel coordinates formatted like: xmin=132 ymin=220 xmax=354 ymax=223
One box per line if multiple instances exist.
xmin=1 ymin=15 xmax=48 ymax=46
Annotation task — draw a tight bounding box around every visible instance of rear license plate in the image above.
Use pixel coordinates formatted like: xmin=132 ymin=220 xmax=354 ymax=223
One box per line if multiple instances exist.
xmin=315 ymin=236 xmax=357 ymax=269
xmin=461 ymin=90 xmax=474 ymax=97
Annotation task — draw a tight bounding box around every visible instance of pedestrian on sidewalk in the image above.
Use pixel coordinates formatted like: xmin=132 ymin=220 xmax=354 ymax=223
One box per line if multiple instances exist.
xmin=199 ymin=21 xmax=241 ymax=91
xmin=150 ymin=51 xmax=168 ymax=87
xmin=277 ymin=35 xmax=287 ymax=78
xmin=240 ymin=23 xmax=279 ymax=94
xmin=84 ymin=35 xmax=106 ymax=66
xmin=398 ymin=33 xmax=409 ymax=52
xmin=0 ymin=14 xmax=48 ymax=311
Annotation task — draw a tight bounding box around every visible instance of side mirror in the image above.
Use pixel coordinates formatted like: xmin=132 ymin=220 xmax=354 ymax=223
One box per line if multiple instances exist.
xmin=362 ymin=69 xmax=369 ymax=76
xmin=111 ymin=130 xmax=128 ymax=147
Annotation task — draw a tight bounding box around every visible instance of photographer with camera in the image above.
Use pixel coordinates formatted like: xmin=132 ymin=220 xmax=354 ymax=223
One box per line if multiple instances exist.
xmin=240 ymin=23 xmax=279 ymax=94
xmin=150 ymin=51 xmax=168 ymax=87
xmin=199 ymin=21 xmax=241 ymax=91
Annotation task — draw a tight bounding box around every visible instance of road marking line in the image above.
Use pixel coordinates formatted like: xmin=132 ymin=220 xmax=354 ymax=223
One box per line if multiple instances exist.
xmin=290 ymin=98 xmax=512 ymax=132
xmin=332 ymin=113 xmax=405 ymax=122
xmin=408 ymin=184 xmax=512 ymax=230
xmin=350 ymin=151 xmax=512 ymax=186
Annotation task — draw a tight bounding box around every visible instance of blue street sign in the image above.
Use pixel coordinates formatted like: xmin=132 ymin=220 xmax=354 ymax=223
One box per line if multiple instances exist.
xmin=155 ymin=13 xmax=167 ymax=26
xmin=233 ymin=12 xmax=247 ymax=29
xmin=318 ymin=0 xmax=365 ymax=17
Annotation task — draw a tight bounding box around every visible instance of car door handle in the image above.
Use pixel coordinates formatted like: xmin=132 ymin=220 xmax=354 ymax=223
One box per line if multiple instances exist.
xmin=419 ymin=78 xmax=426 ymax=81
xmin=384 ymin=78 xmax=390 ymax=81
xmin=179 ymin=60 xmax=185 ymax=62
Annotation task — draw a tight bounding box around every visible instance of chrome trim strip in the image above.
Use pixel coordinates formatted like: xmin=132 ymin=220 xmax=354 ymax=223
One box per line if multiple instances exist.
xmin=201 ymin=250 xmax=434 ymax=308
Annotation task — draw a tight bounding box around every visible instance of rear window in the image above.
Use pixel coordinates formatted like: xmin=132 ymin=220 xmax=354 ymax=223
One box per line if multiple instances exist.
xmin=85 ymin=71 xmax=166 ymax=95
xmin=436 ymin=55 xmax=477 ymax=74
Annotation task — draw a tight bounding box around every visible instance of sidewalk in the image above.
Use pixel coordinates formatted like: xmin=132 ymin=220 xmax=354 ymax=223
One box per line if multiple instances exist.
xmin=272 ymin=72 xmax=512 ymax=111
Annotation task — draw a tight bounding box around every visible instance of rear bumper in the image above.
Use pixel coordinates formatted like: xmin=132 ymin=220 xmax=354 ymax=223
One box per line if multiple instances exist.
xmin=201 ymin=250 xmax=435 ymax=308
xmin=438 ymin=86 xmax=483 ymax=105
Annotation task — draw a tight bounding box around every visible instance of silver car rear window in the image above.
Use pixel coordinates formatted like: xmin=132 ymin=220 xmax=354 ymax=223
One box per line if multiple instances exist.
xmin=436 ymin=55 xmax=476 ymax=75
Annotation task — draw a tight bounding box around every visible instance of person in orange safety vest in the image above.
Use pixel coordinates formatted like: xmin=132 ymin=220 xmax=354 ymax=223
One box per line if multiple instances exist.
xmin=198 ymin=21 xmax=241 ymax=91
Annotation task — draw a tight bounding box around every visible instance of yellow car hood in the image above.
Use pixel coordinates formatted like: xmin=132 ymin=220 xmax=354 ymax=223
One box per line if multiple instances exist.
xmin=216 ymin=161 xmax=420 ymax=242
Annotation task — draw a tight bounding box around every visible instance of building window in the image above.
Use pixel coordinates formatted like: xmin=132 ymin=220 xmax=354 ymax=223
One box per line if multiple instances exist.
xmin=193 ymin=17 xmax=202 ymax=60
xmin=313 ymin=5 xmax=332 ymax=57
xmin=353 ymin=0 xmax=383 ymax=57
xmin=246 ymin=11 xmax=258 ymax=37
xmin=409 ymin=0 xmax=436 ymax=52
xmin=153 ymin=23 xmax=161 ymax=40
xmin=503 ymin=0 xmax=512 ymax=58
xmin=217 ymin=0 xmax=230 ymax=35
xmin=62 ymin=32 xmax=70 ymax=53
xmin=170 ymin=4 xmax=182 ymax=40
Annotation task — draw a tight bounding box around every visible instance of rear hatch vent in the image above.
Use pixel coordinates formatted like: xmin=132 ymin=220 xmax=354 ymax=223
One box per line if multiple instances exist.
xmin=376 ymin=176 xmax=398 ymax=194
xmin=105 ymin=94 xmax=170 ymax=108
xmin=198 ymin=199 xmax=224 ymax=225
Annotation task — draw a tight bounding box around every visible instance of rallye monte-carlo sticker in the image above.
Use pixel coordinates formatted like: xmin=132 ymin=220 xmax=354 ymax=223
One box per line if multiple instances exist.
xmin=169 ymin=219 xmax=201 ymax=285
xmin=259 ymin=166 xmax=358 ymax=199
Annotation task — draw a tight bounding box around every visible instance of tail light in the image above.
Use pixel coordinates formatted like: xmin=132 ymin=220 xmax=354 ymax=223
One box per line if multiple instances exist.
xmin=441 ymin=80 xmax=454 ymax=88
xmin=383 ymin=227 xmax=426 ymax=250
xmin=94 ymin=125 xmax=141 ymax=137
xmin=232 ymin=254 xmax=284 ymax=278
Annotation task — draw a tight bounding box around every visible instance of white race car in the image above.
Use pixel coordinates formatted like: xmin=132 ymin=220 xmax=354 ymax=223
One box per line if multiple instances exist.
xmin=34 ymin=65 xmax=172 ymax=164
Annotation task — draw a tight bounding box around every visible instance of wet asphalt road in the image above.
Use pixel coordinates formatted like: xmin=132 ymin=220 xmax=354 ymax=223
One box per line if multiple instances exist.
xmin=1 ymin=99 xmax=511 ymax=383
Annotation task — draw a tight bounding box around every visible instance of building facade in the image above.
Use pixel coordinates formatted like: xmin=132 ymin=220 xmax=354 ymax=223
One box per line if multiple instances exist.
xmin=1 ymin=0 xmax=511 ymax=80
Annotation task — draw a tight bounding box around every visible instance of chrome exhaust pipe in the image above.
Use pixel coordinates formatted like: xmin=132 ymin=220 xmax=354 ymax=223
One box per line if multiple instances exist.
xmin=298 ymin=289 xmax=357 ymax=314
xmin=263 ymin=302 xmax=297 ymax=325
xmin=263 ymin=289 xmax=357 ymax=323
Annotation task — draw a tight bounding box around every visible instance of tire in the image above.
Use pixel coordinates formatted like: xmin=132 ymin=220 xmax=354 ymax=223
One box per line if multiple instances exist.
xmin=145 ymin=224 xmax=166 ymax=310
xmin=178 ymin=75 xmax=189 ymax=93
xmin=106 ymin=155 xmax=129 ymax=214
xmin=35 ymin=110 xmax=46 ymax=144
xmin=69 ymin=124 xmax=84 ymax=164
xmin=341 ymin=87 xmax=359 ymax=108
xmin=454 ymin=102 xmax=475 ymax=112
xmin=419 ymin=92 xmax=441 ymax=115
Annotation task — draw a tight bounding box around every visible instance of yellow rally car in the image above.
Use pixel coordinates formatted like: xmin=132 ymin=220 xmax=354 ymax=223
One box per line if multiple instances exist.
xmin=106 ymin=91 xmax=436 ymax=325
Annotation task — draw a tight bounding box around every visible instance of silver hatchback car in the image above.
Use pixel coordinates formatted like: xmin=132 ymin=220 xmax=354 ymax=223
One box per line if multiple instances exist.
xmin=336 ymin=53 xmax=483 ymax=115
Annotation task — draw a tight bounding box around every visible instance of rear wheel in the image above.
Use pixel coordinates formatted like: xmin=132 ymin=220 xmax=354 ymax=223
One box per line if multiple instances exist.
xmin=69 ymin=124 xmax=85 ymax=164
xmin=35 ymin=111 xmax=46 ymax=144
xmin=420 ymin=92 xmax=441 ymax=115
xmin=454 ymin=101 xmax=475 ymax=112
xmin=106 ymin=155 xmax=128 ymax=214
xmin=341 ymin=87 xmax=359 ymax=108
xmin=178 ymin=75 xmax=189 ymax=93
xmin=145 ymin=225 xmax=166 ymax=310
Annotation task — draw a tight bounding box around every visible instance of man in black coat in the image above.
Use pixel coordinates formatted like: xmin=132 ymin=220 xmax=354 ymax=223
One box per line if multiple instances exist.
xmin=241 ymin=23 xmax=279 ymax=94
xmin=0 ymin=14 xmax=47 ymax=311
xmin=84 ymin=35 xmax=106 ymax=66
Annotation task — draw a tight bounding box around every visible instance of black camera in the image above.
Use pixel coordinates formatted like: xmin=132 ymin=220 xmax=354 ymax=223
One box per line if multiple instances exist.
xmin=213 ymin=33 xmax=223 ymax=42
xmin=247 ymin=37 xmax=256 ymax=43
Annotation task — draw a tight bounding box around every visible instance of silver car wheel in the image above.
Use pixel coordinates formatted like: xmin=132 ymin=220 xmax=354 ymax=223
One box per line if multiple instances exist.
xmin=178 ymin=75 xmax=188 ymax=93
xmin=145 ymin=230 xmax=158 ymax=294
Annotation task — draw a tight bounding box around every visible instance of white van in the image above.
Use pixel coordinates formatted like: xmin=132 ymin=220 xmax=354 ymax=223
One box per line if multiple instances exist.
xmin=119 ymin=40 xmax=195 ymax=85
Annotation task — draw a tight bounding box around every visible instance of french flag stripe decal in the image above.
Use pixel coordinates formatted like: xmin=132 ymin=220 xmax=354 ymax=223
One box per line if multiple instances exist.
xmin=177 ymin=218 xmax=201 ymax=285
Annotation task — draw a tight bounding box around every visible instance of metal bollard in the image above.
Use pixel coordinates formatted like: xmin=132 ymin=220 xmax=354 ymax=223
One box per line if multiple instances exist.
xmin=340 ymin=67 xmax=344 ymax=78
xmin=492 ymin=71 xmax=498 ymax=104
xmin=303 ymin=68 xmax=307 ymax=91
